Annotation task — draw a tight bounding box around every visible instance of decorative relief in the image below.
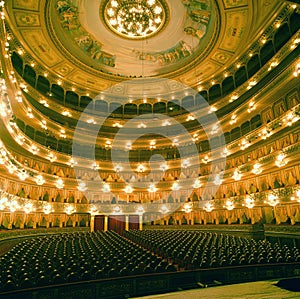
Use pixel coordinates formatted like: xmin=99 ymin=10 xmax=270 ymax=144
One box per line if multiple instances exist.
xmin=13 ymin=0 xmax=40 ymax=11
xmin=182 ymin=0 xmax=211 ymax=39
xmin=20 ymin=29 xmax=62 ymax=67
xmin=132 ymin=40 xmax=193 ymax=66
xmin=220 ymin=9 xmax=248 ymax=51
xmin=14 ymin=12 xmax=40 ymax=26
xmin=55 ymin=0 xmax=116 ymax=68
xmin=223 ymin=0 xmax=248 ymax=9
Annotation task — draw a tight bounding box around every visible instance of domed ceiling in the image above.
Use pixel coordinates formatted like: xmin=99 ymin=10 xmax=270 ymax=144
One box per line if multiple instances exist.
xmin=5 ymin=0 xmax=281 ymax=92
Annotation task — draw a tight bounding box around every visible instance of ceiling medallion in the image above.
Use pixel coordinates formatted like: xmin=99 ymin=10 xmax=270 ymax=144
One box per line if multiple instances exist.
xmin=103 ymin=0 xmax=168 ymax=39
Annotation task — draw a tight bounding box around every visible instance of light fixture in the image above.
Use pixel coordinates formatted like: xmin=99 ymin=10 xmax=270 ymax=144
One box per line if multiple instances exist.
xmin=30 ymin=145 xmax=39 ymax=155
xmin=160 ymin=205 xmax=169 ymax=214
xmin=8 ymin=200 xmax=20 ymax=212
xmin=136 ymin=206 xmax=145 ymax=215
xmin=260 ymin=128 xmax=272 ymax=139
xmin=125 ymin=142 xmax=132 ymax=150
xmin=224 ymin=199 xmax=234 ymax=210
xmin=102 ymin=183 xmax=111 ymax=193
xmin=182 ymin=159 xmax=190 ymax=169
xmin=89 ymin=206 xmax=98 ymax=215
xmin=162 ymin=120 xmax=171 ymax=126
xmin=65 ymin=205 xmax=76 ymax=215
xmin=77 ymin=181 xmax=87 ymax=192
xmin=232 ymin=169 xmax=242 ymax=181
xmin=186 ymin=115 xmax=195 ymax=121
xmin=183 ymin=202 xmax=192 ymax=213
xmin=264 ymin=194 xmax=279 ymax=207
xmin=113 ymin=205 xmax=122 ymax=214
xmin=124 ymin=184 xmax=133 ymax=194
xmin=43 ymin=204 xmax=52 ymax=215
xmin=113 ymin=122 xmax=123 ymax=128
xmin=252 ymin=163 xmax=262 ymax=175
xmin=104 ymin=0 xmax=167 ymax=39
xmin=243 ymin=196 xmax=255 ymax=209
xmin=150 ymin=140 xmax=156 ymax=149
xmin=62 ymin=110 xmax=72 ymax=117
xmin=0 ymin=197 xmax=8 ymax=210
xmin=159 ymin=163 xmax=168 ymax=171
xmin=193 ymin=178 xmax=201 ymax=189
xmin=171 ymin=181 xmax=180 ymax=191
xmin=213 ymin=173 xmax=223 ymax=186
xmin=275 ymin=153 xmax=287 ymax=167
xmin=105 ymin=140 xmax=112 ymax=148
xmin=18 ymin=170 xmax=28 ymax=181
xmin=24 ymin=203 xmax=34 ymax=214
xmin=291 ymin=190 xmax=300 ymax=203
xmin=203 ymin=201 xmax=214 ymax=212
xmin=114 ymin=164 xmax=123 ymax=172
xmin=35 ymin=175 xmax=45 ymax=186
xmin=148 ymin=183 xmax=157 ymax=193
xmin=138 ymin=122 xmax=147 ymax=128
xmin=55 ymin=179 xmax=64 ymax=189
xmin=202 ymin=155 xmax=210 ymax=164
xmin=47 ymin=153 xmax=56 ymax=163
xmin=67 ymin=159 xmax=77 ymax=167
xmin=137 ymin=164 xmax=145 ymax=173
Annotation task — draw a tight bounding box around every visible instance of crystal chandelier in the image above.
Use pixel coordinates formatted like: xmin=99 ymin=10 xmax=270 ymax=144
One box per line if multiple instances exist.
xmin=104 ymin=0 xmax=167 ymax=39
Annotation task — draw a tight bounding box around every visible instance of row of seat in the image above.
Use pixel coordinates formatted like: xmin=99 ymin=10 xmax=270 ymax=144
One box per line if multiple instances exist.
xmin=124 ymin=230 xmax=300 ymax=269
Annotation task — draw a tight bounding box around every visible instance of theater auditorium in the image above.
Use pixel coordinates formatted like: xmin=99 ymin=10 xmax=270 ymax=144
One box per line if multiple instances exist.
xmin=0 ymin=0 xmax=300 ymax=298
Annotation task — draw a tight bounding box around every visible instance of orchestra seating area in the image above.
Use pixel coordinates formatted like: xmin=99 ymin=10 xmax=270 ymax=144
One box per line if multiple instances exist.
xmin=0 ymin=230 xmax=299 ymax=294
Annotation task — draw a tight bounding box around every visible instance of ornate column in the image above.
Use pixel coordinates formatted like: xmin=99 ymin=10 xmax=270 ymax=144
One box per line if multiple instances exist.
xmin=90 ymin=215 xmax=95 ymax=232
xmin=125 ymin=215 xmax=129 ymax=231
xmin=104 ymin=215 xmax=108 ymax=232
xmin=139 ymin=215 xmax=143 ymax=231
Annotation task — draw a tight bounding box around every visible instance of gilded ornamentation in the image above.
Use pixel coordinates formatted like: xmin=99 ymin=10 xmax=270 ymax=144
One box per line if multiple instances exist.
xmin=55 ymin=0 xmax=116 ymax=67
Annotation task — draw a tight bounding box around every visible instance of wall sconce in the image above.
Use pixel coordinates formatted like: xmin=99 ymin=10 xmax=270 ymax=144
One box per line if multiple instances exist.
xmin=213 ymin=173 xmax=223 ymax=186
xmin=182 ymin=159 xmax=190 ymax=169
xmin=55 ymin=179 xmax=64 ymax=189
xmin=65 ymin=205 xmax=76 ymax=215
xmin=43 ymin=204 xmax=52 ymax=215
xmin=35 ymin=175 xmax=45 ymax=186
xmin=171 ymin=181 xmax=181 ymax=191
xmin=224 ymin=199 xmax=235 ymax=210
xmin=291 ymin=190 xmax=300 ymax=203
xmin=160 ymin=163 xmax=168 ymax=171
xmin=137 ymin=164 xmax=145 ymax=173
xmin=148 ymin=183 xmax=157 ymax=193
xmin=0 ymin=197 xmax=8 ymax=210
xmin=8 ymin=200 xmax=20 ymax=212
xmin=24 ymin=202 xmax=35 ymax=214
xmin=77 ymin=181 xmax=87 ymax=192
xmin=114 ymin=164 xmax=123 ymax=172
xmin=232 ymin=169 xmax=242 ymax=181
xmin=124 ymin=185 xmax=133 ymax=194
xmin=203 ymin=201 xmax=214 ymax=212
xmin=193 ymin=178 xmax=201 ymax=189
xmin=264 ymin=194 xmax=279 ymax=207
xmin=102 ymin=183 xmax=111 ymax=193
xmin=136 ymin=206 xmax=145 ymax=215
xmin=160 ymin=205 xmax=169 ymax=214
xmin=243 ymin=196 xmax=255 ymax=209
xmin=275 ymin=153 xmax=287 ymax=167
xmin=89 ymin=206 xmax=98 ymax=215
xmin=252 ymin=163 xmax=262 ymax=175
xmin=113 ymin=205 xmax=122 ymax=215
xmin=183 ymin=203 xmax=192 ymax=213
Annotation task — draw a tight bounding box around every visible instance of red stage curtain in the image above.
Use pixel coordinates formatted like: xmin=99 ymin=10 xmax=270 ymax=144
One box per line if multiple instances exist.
xmin=129 ymin=215 xmax=139 ymax=230
xmin=108 ymin=215 xmax=126 ymax=235
xmin=94 ymin=215 xmax=104 ymax=231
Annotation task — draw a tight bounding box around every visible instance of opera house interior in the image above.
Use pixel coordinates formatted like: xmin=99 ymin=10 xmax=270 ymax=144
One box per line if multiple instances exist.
xmin=0 ymin=0 xmax=300 ymax=298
